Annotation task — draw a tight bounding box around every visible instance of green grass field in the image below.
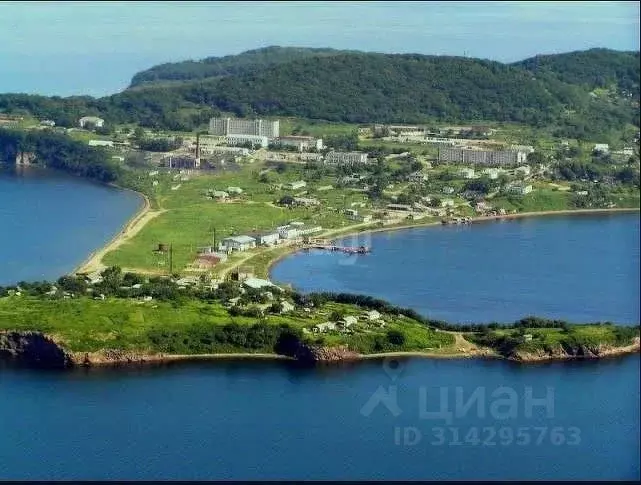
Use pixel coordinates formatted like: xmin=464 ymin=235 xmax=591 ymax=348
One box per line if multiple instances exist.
xmin=103 ymin=163 xmax=373 ymax=272
xmin=0 ymin=295 xmax=455 ymax=354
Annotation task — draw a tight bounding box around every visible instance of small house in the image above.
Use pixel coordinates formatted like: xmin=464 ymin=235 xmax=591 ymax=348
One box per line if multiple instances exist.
xmin=313 ymin=322 xmax=337 ymax=333
xmin=210 ymin=190 xmax=229 ymax=200
xmin=365 ymin=310 xmax=381 ymax=321
xmin=293 ymin=197 xmax=320 ymax=207
xmin=278 ymin=225 xmax=299 ymax=239
xmin=79 ymin=116 xmax=105 ymax=129
xmin=458 ymin=168 xmax=475 ymax=179
xmin=341 ymin=316 xmax=358 ymax=328
xmin=220 ymin=235 xmax=256 ymax=252
xmin=443 ymin=186 xmax=455 ymax=194
xmin=279 ymin=301 xmax=295 ymax=314
xmin=482 ymin=168 xmax=501 ymax=180
xmin=506 ymin=184 xmax=533 ymax=195
xmin=242 ymin=277 xmax=275 ymax=290
xmin=285 ymin=180 xmax=307 ymax=190
xmin=227 ymin=186 xmax=243 ymax=195
xmin=88 ymin=140 xmax=114 ymax=147
xmin=251 ymin=231 xmax=281 ymax=246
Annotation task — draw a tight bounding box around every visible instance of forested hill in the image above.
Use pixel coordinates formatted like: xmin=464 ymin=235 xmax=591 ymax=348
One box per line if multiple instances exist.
xmin=513 ymin=48 xmax=640 ymax=95
xmin=0 ymin=47 xmax=638 ymax=138
xmin=129 ymin=46 xmax=354 ymax=88
xmin=166 ymin=51 xmax=632 ymax=125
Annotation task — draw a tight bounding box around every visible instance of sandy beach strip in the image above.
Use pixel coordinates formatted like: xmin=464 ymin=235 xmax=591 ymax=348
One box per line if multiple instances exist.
xmin=74 ymin=191 xmax=166 ymax=275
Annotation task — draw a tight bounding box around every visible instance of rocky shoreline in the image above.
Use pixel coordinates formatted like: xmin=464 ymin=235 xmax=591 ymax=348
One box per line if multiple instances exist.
xmin=0 ymin=331 xmax=638 ymax=370
xmin=507 ymin=337 xmax=641 ymax=363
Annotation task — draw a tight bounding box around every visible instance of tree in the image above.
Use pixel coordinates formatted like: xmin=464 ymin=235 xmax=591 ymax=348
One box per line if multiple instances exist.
xmin=527 ymin=151 xmax=547 ymax=165
xmin=464 ymin=177 xmax=494 ymax=194
xmin=330 ymin=310 xmax=345 ymax=322
xmin=133 ymin=126 xmax=146 ymax=144
xmin=386 ymin=329 xmax=406 ymax=346
xmin=277 ymin=195 xmax=295 ymax=207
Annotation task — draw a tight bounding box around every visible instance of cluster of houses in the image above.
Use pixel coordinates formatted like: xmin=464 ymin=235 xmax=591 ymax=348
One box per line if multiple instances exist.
xmin=312 ymin=310 xmax=384 ymax=334
xmin=208 ymin=221 xmax=324 ymax=257
xmin=205 ymin=186 xmax=244 ymax=201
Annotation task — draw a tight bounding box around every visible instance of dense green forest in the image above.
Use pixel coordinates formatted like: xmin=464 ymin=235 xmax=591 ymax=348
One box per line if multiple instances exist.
xmin=129 ymin=46 xmax=353 ymax=88
xmin=0 ymin=128 xmax=120 ymax=182
xmin=514 ymin=48 xmax=640 ymax=96
xmin=0 ymin=47 xmax=638 ymax=137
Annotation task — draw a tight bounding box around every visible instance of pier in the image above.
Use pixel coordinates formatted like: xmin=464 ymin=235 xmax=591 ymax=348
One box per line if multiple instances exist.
xmin=304 ymin=243 xmax=371 ymax=254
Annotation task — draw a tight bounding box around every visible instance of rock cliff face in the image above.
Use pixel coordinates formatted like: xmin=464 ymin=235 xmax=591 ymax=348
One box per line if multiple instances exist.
xmin=74 ymin=349 xmax=166 ymax=366
xmin=0 ymin=331 xmax=74 ymax=369
xmin=294 ymin=343 xmax=361 ymax=364
xmin=508 ymin=337 xmax=640 ymax=362
xmin=15 ymin=151 xmax=36 ymax=165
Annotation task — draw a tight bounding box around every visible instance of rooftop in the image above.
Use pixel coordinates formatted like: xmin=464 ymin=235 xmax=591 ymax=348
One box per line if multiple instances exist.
xmin=243 ymin=277 xmax=275 ymax=290
xmin=223 ymin=235 xmax=255 ymax=244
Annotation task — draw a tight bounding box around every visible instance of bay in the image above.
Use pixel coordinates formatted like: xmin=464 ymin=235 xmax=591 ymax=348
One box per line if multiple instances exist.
xmin=271 ymin=213 xmax=641 ymax=325
xmin=0 ymin=165 xmax=143 ymax=285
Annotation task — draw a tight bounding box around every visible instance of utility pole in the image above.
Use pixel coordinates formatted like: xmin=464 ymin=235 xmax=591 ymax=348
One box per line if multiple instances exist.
xmin=169 ymin=243 xmax=173 ymax=275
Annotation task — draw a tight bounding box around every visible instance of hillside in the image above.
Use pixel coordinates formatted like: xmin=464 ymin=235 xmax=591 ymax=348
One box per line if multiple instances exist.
xmin=129 ymin=46 xmax=354 ymax=88
xmin=0 ymin=46 xmax=638 ymax=137
xmin=513 ymin=48 xmax=640 ymax=97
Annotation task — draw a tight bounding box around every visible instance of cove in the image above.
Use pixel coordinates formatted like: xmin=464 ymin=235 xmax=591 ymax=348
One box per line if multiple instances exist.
xmin=271 ymin=213 xmax=640 ymax=325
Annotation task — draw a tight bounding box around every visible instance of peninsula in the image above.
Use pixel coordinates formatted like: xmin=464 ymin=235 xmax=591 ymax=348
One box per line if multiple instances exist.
xmin=0 ymin=46 xmax=639 ymax=369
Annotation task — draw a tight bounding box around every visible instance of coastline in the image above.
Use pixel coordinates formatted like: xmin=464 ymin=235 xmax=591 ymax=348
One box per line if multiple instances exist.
xmin=72 ymin=341 xmax=640 ymax=368
xmin=74 ymin=189 xmax=164 ymax=275
xmin=263 ymin=207 xmax=640 ymax=278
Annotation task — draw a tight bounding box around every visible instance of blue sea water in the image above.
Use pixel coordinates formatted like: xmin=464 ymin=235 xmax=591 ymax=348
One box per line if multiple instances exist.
xmin=0 ymin=356 xmax=638 ymax=480
xmin=0 ymin=165 xmax=142 ymax=285
xmin=0 ymin=173 xmax=639 ymax=479
xmin=271 ymin=213 xmax=641 ymax=325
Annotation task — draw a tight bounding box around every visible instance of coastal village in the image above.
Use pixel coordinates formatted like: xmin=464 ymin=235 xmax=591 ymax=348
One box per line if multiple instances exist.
xmin=3 ymin=111 xmax=639 ymax=287
xmin=1 ymin=111 xmax=639 ymax=347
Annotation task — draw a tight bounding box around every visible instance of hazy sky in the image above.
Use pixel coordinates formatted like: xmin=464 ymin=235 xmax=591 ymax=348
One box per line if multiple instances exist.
xmin=1 ymin=1 xmax=639 ymax=97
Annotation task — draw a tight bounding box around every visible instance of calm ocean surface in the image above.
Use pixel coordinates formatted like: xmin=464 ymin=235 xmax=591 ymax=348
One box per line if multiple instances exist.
xmin=0 ymin=174 xmax=639 ymax=479
xmin=0 ymin=166 xmax=142 ymax=286
xmin=272 ymin=213 xmax=641 ymax=325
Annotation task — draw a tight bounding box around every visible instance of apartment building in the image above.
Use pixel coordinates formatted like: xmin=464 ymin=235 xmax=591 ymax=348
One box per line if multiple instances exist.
xmin=438 ymin=148 xmax=527 ymax=166
xmin=275 ymin=136 xmax=323 ymax=152
xmin=209 ymin=117 xmax=280 ymax=139
xmin=225 ymin=134 xmax=269 ymax=148
xmin=324 ymin=151 xmax=369 ymax=166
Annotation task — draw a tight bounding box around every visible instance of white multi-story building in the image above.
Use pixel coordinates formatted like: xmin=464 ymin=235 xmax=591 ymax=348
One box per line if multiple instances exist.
xmin=209 ymin=117 xmax=280 ymax=139
xmin=225 ymin=134 xmax=268 ymax=148
xmin=324 ymin=151 xmax=369 ymax=166
xmin=438 ymin=148 xmax=527 ymax=166
xmin=275 ymin=136 xmax=323 ymax=152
